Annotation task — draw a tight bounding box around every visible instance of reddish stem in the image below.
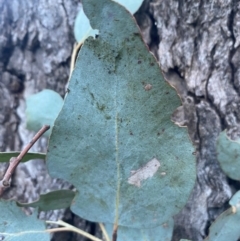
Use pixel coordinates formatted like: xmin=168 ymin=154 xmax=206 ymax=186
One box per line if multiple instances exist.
xmin=0 ymin=125 xmax=50 ymax=196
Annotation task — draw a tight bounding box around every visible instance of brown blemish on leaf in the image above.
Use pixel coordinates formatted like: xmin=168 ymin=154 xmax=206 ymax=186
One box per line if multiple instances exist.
xmin=144 ymin=84 xmax=152 ymax=91
xmin=127 ymin=158 xmax=161 ymax=187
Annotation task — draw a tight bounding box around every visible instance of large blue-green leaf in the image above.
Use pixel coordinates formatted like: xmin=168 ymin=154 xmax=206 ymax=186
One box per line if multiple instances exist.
xmin=26 ymin=89 xmax=63 ymax=137
xmin=17 ymin=190 xmax=75 ymax=211
xmin=46 ymin=0 xmax=195 ymax=230
xmin=0 ymin=152 xmax=45 ymax=163
xmin=0 ymin=200 xmax=50 ymax=241
xmin=216 ymin=131 xmax=240 ymax=180
xmin=203 ymin=191 xmax=240 ymax=241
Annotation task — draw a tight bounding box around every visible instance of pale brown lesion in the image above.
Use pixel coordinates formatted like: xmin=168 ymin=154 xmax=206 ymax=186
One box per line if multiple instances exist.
xmin=144 ymin=83 xmax=152 ymax=91
xmin=127 ymin=157 xmax=160 ymax=187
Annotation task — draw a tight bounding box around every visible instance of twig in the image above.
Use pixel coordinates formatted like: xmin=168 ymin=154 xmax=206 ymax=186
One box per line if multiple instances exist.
xmin=69 ymin=42 xmax=82 ymax=81
xmin=99 ymin=223 xmax=111 ymax=241
xmin=0 ymin=125 xmax=50 ymax=196
xmin=112 ymin=224 xmax=118 ymax=241
xmin=46 ymin=220 xmax=103 ymax=241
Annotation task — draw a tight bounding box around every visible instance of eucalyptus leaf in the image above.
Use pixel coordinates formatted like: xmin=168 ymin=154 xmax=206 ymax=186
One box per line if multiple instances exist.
xmin=17 ymin=190 xmax=75 ymax=211
xmin=113 ymin=0 xmax=144 ymax=14
xmin=46 ymin=0 xmax=196 ymax=229
xmin=203 ymin=191 xmax=240 ymax=241
xmin=26 ymin=89 xmax=63 ymax=137
xmin=0 ymin=152 xmax=45 ymax=163
xmin=217 ymin=131 xmax=240 ymax=180
xmin=229 ymin=190 xmax=240 ymax=207
xmin=0 ymin=200 xmax=50 ymax=241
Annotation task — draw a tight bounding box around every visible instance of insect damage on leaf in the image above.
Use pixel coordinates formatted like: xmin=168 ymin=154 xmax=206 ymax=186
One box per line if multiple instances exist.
xmin=127 ymin=158 xmax=160 ymax=187
xmin=144 ymin=84 xmax=152 ymax=91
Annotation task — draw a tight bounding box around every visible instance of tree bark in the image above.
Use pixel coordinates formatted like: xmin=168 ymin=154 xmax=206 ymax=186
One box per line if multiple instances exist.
xmin=138 ymin=1 xmax=238 ymax=240
xmin=0 ymin=0 xmax=238 ymax=241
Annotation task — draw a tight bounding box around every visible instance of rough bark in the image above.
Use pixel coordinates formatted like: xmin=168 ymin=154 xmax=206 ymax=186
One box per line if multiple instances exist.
xmin=0 ymin=0 xmax=238 ymax=241
xmin=137 ymin=1 xmax=238 ymax=240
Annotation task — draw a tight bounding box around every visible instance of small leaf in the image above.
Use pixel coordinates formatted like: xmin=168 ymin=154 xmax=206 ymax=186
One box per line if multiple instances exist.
xmin=204 ymin=191 xmax=240 ymax=241
xmin=113 ymin=0 xmax=144 ymax=14
xmin=0 ymin=200 xmax=50 ymax=241
xmin=0 ymin=152 xmax=45 ymax=163
xmin=105 ymin=218 xmax=174 ymax=241
xmin=47 ymin=0 xmax=196 ymax=229
xmin=74 ymin=8 xmax=99 ymax=43
xmin=204 ymin=209 xmax=240 ymax=241
xmin=26 ymin=89 xmax=63 ymax=137
xmin=216 ymin=131 xmax=240 ymax=180
xmin=17 ymin=190 xmax=75 ymax=211
xmin=203 ymin=191 xmax=240 ymax=241
xmin=229 ymin=190 xmax=240 ymax=207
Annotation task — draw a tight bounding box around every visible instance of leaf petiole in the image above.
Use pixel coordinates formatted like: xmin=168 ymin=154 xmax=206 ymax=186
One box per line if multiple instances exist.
xmin=46 ymin=220 xmax=103 ymax=241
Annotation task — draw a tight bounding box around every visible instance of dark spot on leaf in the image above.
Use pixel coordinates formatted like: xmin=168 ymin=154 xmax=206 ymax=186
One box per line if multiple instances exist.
xmin=97 ymin=102 xmax=105 ymax=111
xmin=90 ymin=92 xmax=95 ymax=100
xmin=165 ymin=92 xmax=169 ymax=94
xmin=53 ymin=146 xmax=57 ymax=148
xmin=129 ymin=130 xmax=133 ymax=135
xmin=150 ymin=63 xmax=154 ymax=66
